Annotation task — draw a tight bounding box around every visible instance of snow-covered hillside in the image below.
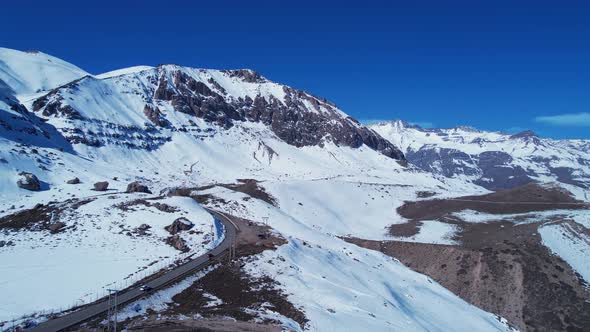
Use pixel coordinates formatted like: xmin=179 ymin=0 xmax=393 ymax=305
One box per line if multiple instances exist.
xmin=0 ymin=48 xmax=88 ymax=96
xmin=371 ymin=120 xmax=590 ymax=197
xmin=27 ymin=62 xmax=403 ymax=160
xmin=0 ymin=48 xmax=521 ymax=331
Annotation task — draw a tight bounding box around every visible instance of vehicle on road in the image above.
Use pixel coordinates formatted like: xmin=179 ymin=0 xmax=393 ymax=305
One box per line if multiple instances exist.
xmin=139 ymin=285 xmax=152 ymax=292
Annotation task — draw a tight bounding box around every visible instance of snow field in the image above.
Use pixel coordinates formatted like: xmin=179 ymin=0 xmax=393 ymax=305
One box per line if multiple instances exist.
xmin=0 ymin=195 xmax=219 ymax=322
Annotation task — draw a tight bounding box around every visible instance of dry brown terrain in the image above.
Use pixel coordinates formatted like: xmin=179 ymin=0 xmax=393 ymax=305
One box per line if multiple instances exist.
xmin=349 ymin=184 xmax=590 ymax=332
xmin=396 ymin=183 xmax=588 ymax=222
xmin=126 ymin=318 xmax=282 ymax=332
xmin=119 ymin=210 xmax=306 ymax=331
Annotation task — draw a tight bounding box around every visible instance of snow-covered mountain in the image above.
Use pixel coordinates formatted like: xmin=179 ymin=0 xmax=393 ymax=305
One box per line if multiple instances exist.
xmin=26 ymin=59 xmax=403 ymax=160
xmin=0 ymin=48 xmax=520 ymax=331
xmin=371 ymin=120 xmax=590 ymax=196
xmin=0 ymin=48 xmax=88 ymax=96
xmin=5 ymin=47 xmax=590 ymax=332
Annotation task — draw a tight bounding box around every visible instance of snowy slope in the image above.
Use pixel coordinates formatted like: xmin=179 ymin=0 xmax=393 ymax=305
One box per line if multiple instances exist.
xmin=0 ymin=195 xmax=221 ymax=321
xmin=539 ymin=217 xmax=590 ymax=282
xmin=0 ymin=48 xmax=517 ymax=331
xmin=371 ymin=120 xmax=590 ymax=197
xmin=198 ymin=185 xmax=513 ymax=332
xmin=0 ymin=48 xmax=88 ymax=96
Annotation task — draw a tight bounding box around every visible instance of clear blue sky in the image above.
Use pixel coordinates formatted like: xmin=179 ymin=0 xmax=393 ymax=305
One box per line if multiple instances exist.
xmin=2 ymin=0 xmax=589 ymax=138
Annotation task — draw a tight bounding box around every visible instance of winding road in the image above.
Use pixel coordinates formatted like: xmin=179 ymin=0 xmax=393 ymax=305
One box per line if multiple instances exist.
xmin=27 ymin=208 xmax=238 ymax=332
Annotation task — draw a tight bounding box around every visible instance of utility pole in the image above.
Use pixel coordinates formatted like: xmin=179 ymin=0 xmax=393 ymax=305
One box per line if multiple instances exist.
xmin=107 ymin=291 xmax=111 ymax=332
xmin=107 ymin=289 xmax=118 ymax=331
xmin=227 ymin=240 xmax=237 ymax=263
xmin=228 ymin=244 xmax=233 ymax=262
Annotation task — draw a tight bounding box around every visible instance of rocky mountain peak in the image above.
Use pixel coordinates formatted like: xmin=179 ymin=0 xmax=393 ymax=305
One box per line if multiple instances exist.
xmin=222 ymin=69 xmax=266 ymax=83
xmin=509 ymin=130 xmax=538 ymax=139
xmin=451 ymin=125 xmax=481 ymax=133
xmin=3 ymin=49 xmax=404 ymax=161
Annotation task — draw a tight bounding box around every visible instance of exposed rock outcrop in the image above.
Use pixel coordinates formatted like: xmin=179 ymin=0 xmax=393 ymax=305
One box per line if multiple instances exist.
xmin=166 ymin=234 xmax=189 ymax=252
xmin=165 ymin=217 xmax=194 ymax=235
xmin=134 ymin=223 xmax=151 ymax=236
xmin=510 ymin=130 xmax=538 ymax=139
xmin=32 ymin=86 xmax=84 ymax=120
xmin=17 ymin=172 xmax=41 ymax=191
xmin=143 ymin=104 xmax=168 ymax=127
xmin=149 ymin=67 xmax=405 ymax=160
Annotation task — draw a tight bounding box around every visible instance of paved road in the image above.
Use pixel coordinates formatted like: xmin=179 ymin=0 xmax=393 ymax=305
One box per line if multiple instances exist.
xmin=27 ymin=209 xmax=238 ymax=332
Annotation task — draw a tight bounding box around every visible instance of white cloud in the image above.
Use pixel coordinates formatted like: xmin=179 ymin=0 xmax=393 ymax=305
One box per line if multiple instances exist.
xmin=535 ymin=112 xmax=590 ymax=127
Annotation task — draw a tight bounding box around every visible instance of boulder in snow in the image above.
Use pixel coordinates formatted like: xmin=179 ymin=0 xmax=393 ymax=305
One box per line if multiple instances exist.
xmin=134 ymin=223 xmax=152 ymax=236
xmin=47 ymin=222 xmax=66 ymax=234
xmin=93 ymin=181 xmax=109 ymax=191
xmin=126 ymin=181 xmax=152 ymax=194
xmin=137 ymin=223 xmax=151 ymax=231
xmin=66 ymin=177 xmax=80 ymax=184
xmin=17 ymin=172 xmax=41 ymax=191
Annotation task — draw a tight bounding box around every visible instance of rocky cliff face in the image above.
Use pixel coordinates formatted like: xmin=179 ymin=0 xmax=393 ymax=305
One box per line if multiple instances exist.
xmin=28 ymin=65 xmax=404 ymax=160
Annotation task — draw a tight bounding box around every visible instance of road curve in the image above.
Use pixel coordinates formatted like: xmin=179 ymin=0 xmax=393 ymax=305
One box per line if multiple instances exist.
xmin=27 ymin=208 xmax=237 ymax=332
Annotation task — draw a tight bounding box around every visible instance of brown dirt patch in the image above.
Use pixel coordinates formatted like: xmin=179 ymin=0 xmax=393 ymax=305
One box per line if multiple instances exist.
xmin=0 ymin=198 xmax=94 ymax=231
xmin=388 ymin=220 xmax=422 ymax=237
xmin=218 ymin=179 xmax=277 ymax=206
xmin=169 ymin=180 xmax=277 ymax=207
xmin=115 ymin=198 xmax=179 ymax=213
xmin=125 ymin=318 xmax=282 ymax=331
xmin=398 ymin=183 xmax=587 ymax=221
xmin=167 ymin=262 xmax=306 ymax=328
xmin=167 ymin=187 xmax=230 ymax=206
xmin=162 ymin=213 xmax=303 ymax=328
xmin=229 ymin=214 xmax=287 ymax=257
xmin=122 ymin=212 xmax=302 ymax=331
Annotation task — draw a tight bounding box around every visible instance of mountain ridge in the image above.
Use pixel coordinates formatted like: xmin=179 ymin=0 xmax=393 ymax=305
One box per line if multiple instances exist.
xmin=371 ymin=119 xmax=590 ymax=195
xmin=3 ymin=51 xmax=404 ymax=161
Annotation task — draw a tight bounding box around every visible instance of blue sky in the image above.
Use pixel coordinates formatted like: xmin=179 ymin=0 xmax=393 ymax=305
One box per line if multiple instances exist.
xmin=1 ymin=0 xmax=589 ymax=138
